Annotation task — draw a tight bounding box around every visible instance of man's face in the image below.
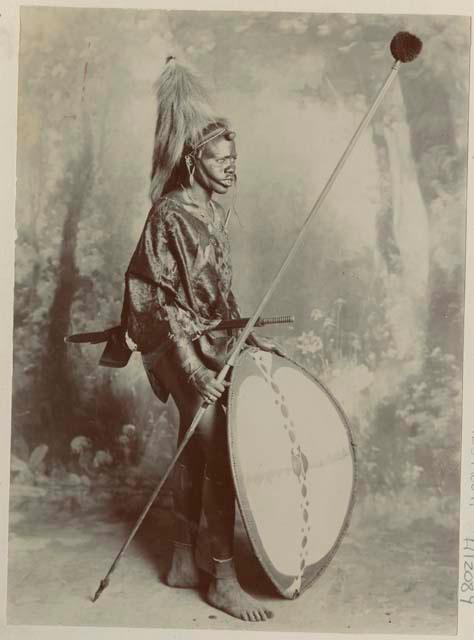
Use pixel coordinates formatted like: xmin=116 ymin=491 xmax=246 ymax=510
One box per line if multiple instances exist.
xmin=194 ymin=137 xmax=237 ymax=195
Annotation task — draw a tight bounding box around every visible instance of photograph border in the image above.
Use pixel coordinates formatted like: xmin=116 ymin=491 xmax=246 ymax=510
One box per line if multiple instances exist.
xmin=1 ymin=1 xmax=473 ymax=639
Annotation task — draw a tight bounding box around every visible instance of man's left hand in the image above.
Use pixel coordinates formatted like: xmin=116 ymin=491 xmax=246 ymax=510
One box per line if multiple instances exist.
xmin=247 ymin=333 xmax=287 ymax=358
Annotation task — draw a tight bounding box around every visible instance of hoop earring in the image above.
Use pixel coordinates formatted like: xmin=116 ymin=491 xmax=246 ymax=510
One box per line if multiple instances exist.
xmin=185 ymin=156 xmax=195 ymax=187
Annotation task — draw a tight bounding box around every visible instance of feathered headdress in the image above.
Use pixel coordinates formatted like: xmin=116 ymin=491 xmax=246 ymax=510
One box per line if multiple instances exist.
xmin=150 ymin=57 xmax=231 ymax=203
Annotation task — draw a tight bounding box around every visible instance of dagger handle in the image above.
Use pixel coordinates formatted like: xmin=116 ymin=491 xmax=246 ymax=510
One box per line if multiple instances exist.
xmin=257 ymin=315 xmax=294 ymax=327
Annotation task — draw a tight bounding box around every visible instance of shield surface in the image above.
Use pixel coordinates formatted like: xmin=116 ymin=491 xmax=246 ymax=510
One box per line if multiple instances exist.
xmin=227 ymin=348 xmax=356 ymax=599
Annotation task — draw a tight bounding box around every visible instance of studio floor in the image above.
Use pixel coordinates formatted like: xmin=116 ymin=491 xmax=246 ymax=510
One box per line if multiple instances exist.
xmin=7 ymin=490 xmax=459 ymax=633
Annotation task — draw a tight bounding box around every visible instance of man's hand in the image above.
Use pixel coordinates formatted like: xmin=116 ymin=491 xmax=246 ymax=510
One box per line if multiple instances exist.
xmin=189 ymin=366 xmax=229 ymax=404
xmin=247 ymin=333 xmax=287 ymax=358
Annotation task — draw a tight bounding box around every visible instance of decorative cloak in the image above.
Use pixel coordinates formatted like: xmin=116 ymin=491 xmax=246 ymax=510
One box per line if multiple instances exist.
xmin=121 ymin=195 xmax=240 ymax=399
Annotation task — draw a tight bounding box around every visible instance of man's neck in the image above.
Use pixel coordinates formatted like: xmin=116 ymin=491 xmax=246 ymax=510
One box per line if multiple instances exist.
xmin=187 ymin=182 xmax=212 ymax=208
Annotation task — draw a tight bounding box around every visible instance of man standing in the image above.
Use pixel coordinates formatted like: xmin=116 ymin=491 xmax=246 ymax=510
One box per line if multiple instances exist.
xmin=122 ymin=58 xmax=278 ymax=622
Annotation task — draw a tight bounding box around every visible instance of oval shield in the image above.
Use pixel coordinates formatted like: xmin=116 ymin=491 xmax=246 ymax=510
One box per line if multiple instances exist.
xmin=227 ymin=348 xmax=356 ymax=599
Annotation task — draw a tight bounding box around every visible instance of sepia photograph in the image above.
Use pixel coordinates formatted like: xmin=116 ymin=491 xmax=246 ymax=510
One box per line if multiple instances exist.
xmin=3 ymin=3 xmax=472 ymax=635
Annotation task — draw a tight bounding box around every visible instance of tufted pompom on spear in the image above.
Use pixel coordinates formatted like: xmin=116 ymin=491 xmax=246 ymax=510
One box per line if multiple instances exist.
xmin=390 ymin=31 xmax=423 ymax=63
xmin=92 ymin=32 xmax=422 ymax=604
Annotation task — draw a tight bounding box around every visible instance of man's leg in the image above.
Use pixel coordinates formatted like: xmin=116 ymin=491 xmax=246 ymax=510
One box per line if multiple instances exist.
xmin=166 ymin=448 xmax=204 ymax=588
xmin=198 ymin=403 xmax=273 ymax=622
xmin=165 ymin=399 xmax=227 ymax=588
xmin=157 ymin=350 xmax=273 ymax=621
xmin=148 ymin=352 xmax=204 ymax=588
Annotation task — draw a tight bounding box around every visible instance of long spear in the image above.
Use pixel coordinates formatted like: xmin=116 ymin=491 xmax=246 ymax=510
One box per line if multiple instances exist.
xmin=92 ymin=31 xmax=422 ymax=602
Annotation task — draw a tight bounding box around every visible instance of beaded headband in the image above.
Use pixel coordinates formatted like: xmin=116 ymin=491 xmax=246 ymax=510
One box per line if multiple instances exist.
xmin=190 ymin=126 xmax=236 ymax=156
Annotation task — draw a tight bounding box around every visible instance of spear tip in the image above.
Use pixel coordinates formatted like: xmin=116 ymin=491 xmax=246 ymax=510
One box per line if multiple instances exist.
xmin=92 ymin=577 xmax=110 ymax=603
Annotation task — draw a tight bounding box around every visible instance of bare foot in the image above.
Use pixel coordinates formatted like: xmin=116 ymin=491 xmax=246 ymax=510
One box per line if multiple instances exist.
xmin=166 ymin=545 xmax=200 ymax=589
xmin=206 ymin=561 xmax=273 ymax=622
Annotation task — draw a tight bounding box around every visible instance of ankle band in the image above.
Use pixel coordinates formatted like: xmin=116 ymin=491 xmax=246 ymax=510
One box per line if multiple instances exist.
xmin=212 ymin=556 xmax=233 ymax=563
xmin=211 ymin=556 xmax=236 ymax=579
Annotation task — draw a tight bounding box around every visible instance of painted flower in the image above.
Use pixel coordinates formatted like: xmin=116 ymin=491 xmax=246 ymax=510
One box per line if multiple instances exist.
xmin=310 ymin=308 xmax=323 ymax=322
xmin=70 ymin=436 xmax=92 ymax=454
xmin=296 ymin=331 xmax=323 ymax=355
xmin=93 ymin=450 xmax=113 ymax=468
xmin=122 ymin=424 xmax=136 ymax=436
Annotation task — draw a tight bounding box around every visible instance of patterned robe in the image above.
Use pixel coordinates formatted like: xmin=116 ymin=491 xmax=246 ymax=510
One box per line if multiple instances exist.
xmin=122 ymin=195 xmax=240 ymax=400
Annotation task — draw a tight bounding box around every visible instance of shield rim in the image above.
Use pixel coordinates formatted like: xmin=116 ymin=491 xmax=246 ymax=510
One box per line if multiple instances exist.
xmin=227 ymin=348 xmax=357 ymax=599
